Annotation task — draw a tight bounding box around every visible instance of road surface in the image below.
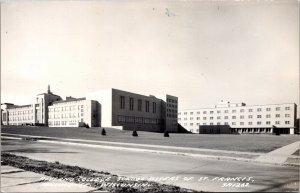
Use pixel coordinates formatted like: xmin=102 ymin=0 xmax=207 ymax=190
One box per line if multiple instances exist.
xmin=1 ymin=137 xmax=299 ymax=192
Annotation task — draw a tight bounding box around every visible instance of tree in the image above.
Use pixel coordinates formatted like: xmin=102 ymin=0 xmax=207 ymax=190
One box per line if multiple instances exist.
xmin=101 ymin=128 xmax=106 ymax=136
xmin=132 ymin=129 xmax=138 ymax=137
xmin=164 ymin=130 xmax=169 ymax=137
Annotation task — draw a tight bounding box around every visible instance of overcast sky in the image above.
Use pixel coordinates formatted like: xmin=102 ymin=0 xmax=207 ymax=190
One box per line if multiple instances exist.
xmin=1 ymin=0 xmax=299 ymax=112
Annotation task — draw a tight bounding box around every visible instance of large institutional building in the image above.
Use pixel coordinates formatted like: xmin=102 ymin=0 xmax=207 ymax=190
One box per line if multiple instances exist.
xmin=178 ymin=101 xmax=297 ymax=134
xmin=1 ymin=86 xmax=178 ymax=132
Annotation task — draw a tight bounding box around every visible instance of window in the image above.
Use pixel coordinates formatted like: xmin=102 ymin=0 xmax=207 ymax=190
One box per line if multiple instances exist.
xmin=257 ymin=121 xmax=261 ymax=125
xmin=232 ymin=110 xmax=236 ymax=113
xmin=285 ymin=121 xmax=290 ymax=124
xmin=240 ymin=122 xmax=244 ymax=125
xmin=203 ymin=111 xmax=207 ymax=114
xmin=190 ymin=123 xmax=193 ymax=126
xmin=257 ymin=115 xmax=262 ymax=118
xmin=203 ymin=117 xmax=207 ymax=120
xmin=210 ymin=123 xmax=213 ymax=125
xmin=248 ymin=115 xmax=253 ymax=119
xmin=232 ymin=122 xmax=236 ymax=125
xmin=145 ymin=101 xmax=150 ymax=112
xmin=203 ymin=123 xmax=207 ymax=125
xmin=184 ymin=123 xmax=187 ymax=126
xmin=266 ymin=121 xmax=271 ymax=125
xmin=257 ymin=108 xmax=262 ymax=112
xmin=266 ymin=114 xmax=271 ymax=118
xmin=248 ymin=109 xmax=253 ymax=112
xmin=232 ymin=116 xmax=236 ymax=119
xmin=248 ymin=122 xmax=252 ymax=125
xmin=190 ymin=117 xmax=193 ymax=120
xmin=197 ymin=117 xmax=200 ymax=120
xmin=210 ymin=111 xmax=214 ymax=114
xmin=285 ymin=114 xmax=290 ymax=118
xmin=138 ymin=99 xmax=142 ymax=111
xmin=217 ymin=122 xmax=221 ymax=125
xmin=153 ymin=102 xmax=156 ymax=113
xmin=275 ymin=121 xmax=280 ymax=124
xmin=210 ymin=117 xmax=213 ymax=120
xmin=184 ymin=112 xmax=187 ymax=115
xmin=190 ymin=112 xmax=193 ymax=115
xmin=276 ymin=107 xmax=280 ymax=111
xmin=275 ymin=114 xmax=280 ymax=118
xmin=178 ymin=112 xmax=181 ymax=115
xmin=266 ymin=108 xmax=271 ymax=111
xmin=240 ymin=115 xmax=244 ymax=119
xmin=184 ymin=118 xmax=187 ymax=120
xmin=224 ymin=116 xmax=228 ymax=119
xmin=217 ymin=110 xmax=221 ymax=114
xmin=129 ymin=98 xmax=134 ymax=110
xmin=120 ymin=96 xmax=125 ymax=109
xmin=285 ymin=107 xmax=290 ymax=110
xmin=217 ymin=116 xmax=221 ymax=119
xmin=197 ymin=111 xmax=200 ymax=114
xmin=224 ymin=110 xmax=228 ymax=113
xmin=240 ymin=109 xmax=244 ymax=112
xmin=224 ymin=122 xmax=228 ymax=125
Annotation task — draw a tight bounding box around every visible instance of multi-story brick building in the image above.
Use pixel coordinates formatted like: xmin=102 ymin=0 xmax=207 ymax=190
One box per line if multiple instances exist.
xmin=178 ymin=101 xmax=297 ymax=134
xmin=86 ymin=88 xmax=178 ymax=132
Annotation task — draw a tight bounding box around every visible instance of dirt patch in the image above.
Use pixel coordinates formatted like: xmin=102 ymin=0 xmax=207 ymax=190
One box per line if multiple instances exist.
xmin=2 ymin=153 xmax=197 ymax=193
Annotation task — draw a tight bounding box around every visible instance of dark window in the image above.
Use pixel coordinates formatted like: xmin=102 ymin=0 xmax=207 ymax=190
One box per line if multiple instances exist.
xmin=138 ymin=99 xmax=142 ymax=111
xmin=153 ymin=102 xmax=156 ymax=113
xmin=129 ymin=98 xmax=134 ymax=110
xmin=120 ymin=96 xmax=125 ymax=109
xmin=146 ymin=101 xmax=150 ymax=112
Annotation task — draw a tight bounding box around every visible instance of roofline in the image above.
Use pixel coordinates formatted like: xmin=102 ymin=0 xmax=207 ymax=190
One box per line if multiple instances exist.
xmin=179 ymin=102 xmax=297 ymax=111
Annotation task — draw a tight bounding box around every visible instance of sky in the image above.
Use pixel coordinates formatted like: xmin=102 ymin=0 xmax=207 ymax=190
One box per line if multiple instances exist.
xmin=1 ymin=0 xmax=299 ymax=112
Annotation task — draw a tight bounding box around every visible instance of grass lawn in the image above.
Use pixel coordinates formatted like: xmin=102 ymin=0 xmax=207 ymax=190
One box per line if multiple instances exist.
xmin=1 ymin=125 xmax=299 ymax=153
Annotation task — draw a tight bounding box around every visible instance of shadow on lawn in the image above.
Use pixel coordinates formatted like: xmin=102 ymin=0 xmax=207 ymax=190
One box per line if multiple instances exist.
xmin=2 ymin=148 xmax=78 ymax=154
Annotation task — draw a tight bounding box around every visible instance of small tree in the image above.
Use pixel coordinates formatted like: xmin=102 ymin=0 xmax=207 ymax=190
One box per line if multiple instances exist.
xmin=101 ymin=128 xmax=106 ymax=136
xmin=85 ymin=124 xmax=90 ymax=128
xmin=164 ymin=130 xmax=169 ymax=137
xmin=132 ymin=129 xmax=138 ymax=137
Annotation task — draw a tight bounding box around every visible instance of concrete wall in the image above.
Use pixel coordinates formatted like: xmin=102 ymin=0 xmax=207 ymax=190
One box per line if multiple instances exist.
xmin=86 ymin=90 xmax=112 ymax=128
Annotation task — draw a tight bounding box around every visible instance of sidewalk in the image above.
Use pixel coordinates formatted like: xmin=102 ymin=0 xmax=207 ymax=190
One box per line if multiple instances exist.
xmin=2 ymin=133 xmax=299 ymax=166
xmin=255 ymin=141 xmax=300 ymax=165
xmin=1 ymin=165 xmax=100 ymax=192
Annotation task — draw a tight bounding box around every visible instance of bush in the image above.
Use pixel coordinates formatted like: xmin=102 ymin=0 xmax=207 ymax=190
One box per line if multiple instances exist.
xmin=132 ymin=129 xmax=138 ymax=137
xmin=164 ymin=130 xmax=169 ymax=137
xmin=101 ymin=128 xmax=106 ymax=136
xmin=85 ymin=124 xmax=89 ymax=128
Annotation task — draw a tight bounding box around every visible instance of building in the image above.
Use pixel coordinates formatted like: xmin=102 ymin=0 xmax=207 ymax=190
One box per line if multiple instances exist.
xmin=86 ymin=88 xmax=178 ymax=132
xmin=1 ymin=86 xmax=178 ymax=132
xmin=48 ymin=97 xmax=101 ymax=127
xmin=1 ymin=86 xmax=101 ymax=128
xmin=178 ymin=101 xmax=297 ymax=134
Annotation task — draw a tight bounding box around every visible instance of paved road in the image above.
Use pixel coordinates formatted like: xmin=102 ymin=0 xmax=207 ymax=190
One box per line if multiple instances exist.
xmin=1 ymin=138 xmax=299 ymax=192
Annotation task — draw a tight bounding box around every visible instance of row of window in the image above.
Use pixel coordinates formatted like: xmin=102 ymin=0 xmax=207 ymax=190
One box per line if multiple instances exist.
xmin=48 ymin=112 xmax=84 ymax=119
xmin=120 ymin=96 xmax=157 ymax=113
xmin=167 ymin=104 xmax=177 ymax=108
xmin=179 ymin=106 xmax=292 ymax=115
xmin=9 ymin=110 xmax=34 ymax=115
xmin=167 ymin=113 xmax=177 ymax=118
xmin=49 ymin=105 xmax=84 ymax=112
xmin=48 ymin=120 xmax=81 ymax=126
xmin=183 ymin=121 xmax=291 ymax=126
xmin=167 ymin=99 xmax=177 ymax=104
xmin=9 ymin=116 xmax=34 ymax=121
xmin=117 ymin=115 xmax=162 ymax=125
xmin=179 ymin=114 xmax=291 ymax=121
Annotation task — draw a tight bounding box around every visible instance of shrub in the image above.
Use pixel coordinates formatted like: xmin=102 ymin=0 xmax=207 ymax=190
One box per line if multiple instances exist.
xmin=164 ymin=130 xmax=169 ymax=137
xmin=101 ymin=128 xmax=106 ymax=136
xmin=85 ymin=124 xmax=89 ymax=128
xmin=132 ymin=129 xmax=138 ymax=137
